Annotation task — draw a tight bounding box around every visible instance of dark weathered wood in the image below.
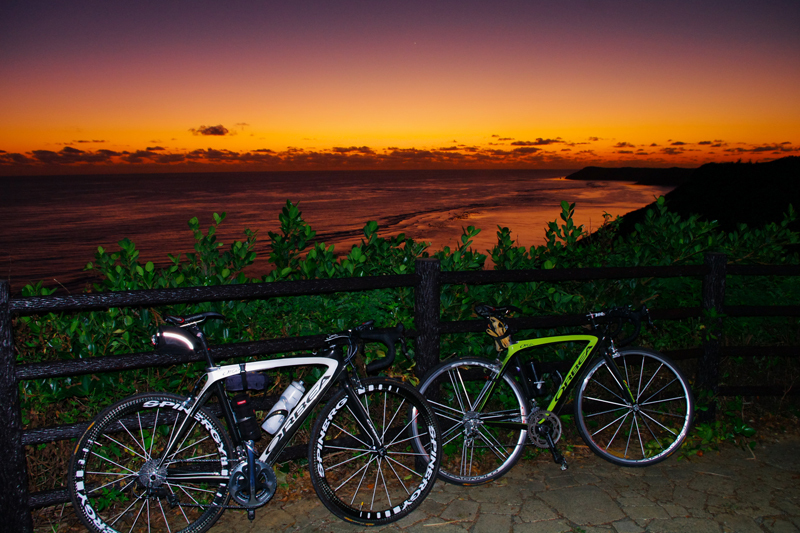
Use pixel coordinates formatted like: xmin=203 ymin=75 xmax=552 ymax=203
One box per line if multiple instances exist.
xmin=720 ymin=345 xmax=800 ymax=358
xmin=9 ymin=275 xmax=414 ymax=316
xmin=662 ymin=347 xmax=704 ymax=361
xmin=717 ymin=385 xmax=800 ymax=397
xmin=726 ymin=264 xmax=800 ymax=277
xmin=29 ymin=488 xmax=69 ymax=510
xmin=696 ymin=253 xmax=727 ymax=422
xmin=414 ymin=258 xmax=441 ymax=378
xmin=0 ymin=281 xmax=33 ymax=532
xmin=16 ymin=334 xmax=330 ymax=380
xmin=724 ymin=305 xmax=800 ymax=317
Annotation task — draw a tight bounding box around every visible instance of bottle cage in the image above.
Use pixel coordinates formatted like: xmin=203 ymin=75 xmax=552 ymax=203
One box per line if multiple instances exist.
xmin=486 ymin=317 xmax=513 ymax=351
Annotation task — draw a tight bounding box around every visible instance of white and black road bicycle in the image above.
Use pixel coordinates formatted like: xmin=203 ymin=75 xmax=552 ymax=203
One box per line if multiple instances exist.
xmin=68 ymin=312 xmax=440 ymax=532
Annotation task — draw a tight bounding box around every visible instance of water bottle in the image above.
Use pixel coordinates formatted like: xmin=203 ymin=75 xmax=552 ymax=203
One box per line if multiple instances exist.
xmin=261 ymin=380 xmax=305 ymax=434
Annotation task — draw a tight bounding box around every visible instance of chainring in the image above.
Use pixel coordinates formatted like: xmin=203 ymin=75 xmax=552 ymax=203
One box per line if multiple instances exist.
xmin=228 ymin=460 xmax=277 ymax=509
xmin=527 ymin=410 xmax=562 ymax=448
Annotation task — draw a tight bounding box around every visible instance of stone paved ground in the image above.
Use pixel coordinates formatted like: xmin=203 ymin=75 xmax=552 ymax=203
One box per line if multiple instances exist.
xmin=214 ymin=437 xmax=800 ymax=533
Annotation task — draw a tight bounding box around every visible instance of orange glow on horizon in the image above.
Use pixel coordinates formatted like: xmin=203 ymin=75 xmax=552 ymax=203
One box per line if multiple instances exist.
xmin=1 ymin=1 xmax=798 ymax=175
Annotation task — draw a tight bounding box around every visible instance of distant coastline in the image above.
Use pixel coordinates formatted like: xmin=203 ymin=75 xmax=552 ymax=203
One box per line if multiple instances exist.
xmin=566 ymin=166 xmax=694 ymax=186
xmin=614 ymin=156 xmax=800 ymax=234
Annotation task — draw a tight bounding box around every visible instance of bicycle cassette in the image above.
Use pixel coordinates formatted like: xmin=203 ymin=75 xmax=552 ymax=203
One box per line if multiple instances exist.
xmin=228 ymin=460 xmax=277 ymax=509
xmin=527 ymin=410 xmax=562 ymax=448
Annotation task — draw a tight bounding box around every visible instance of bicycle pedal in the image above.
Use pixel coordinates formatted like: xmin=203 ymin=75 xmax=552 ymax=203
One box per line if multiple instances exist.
xmin=247 ymin=509 xmax=255 ymax=521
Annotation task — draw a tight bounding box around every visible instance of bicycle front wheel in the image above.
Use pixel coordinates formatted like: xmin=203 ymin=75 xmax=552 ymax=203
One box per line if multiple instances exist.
xmin=414 ymin=358 xmax=528 ymax=485
xmin=309 ymin=378 xmax=441 ymax=525
xmin=69 ymin=393 xmax=233 ymax=533
xmin=575 ymin=348 xmax=694 ymax=466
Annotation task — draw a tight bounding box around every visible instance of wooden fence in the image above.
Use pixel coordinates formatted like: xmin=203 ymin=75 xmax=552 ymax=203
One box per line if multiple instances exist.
xmin=1 ymin=253 xmax=798 ymax=531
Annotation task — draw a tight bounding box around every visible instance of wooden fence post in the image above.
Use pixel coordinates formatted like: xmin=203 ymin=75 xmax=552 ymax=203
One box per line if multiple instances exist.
xmin=414 ymin=258 xmax=441 ymax=379
xmin=696 ymin=253 xmax=727 ymax=422
xmin=0 ymin=281 xmax=33 ymax=532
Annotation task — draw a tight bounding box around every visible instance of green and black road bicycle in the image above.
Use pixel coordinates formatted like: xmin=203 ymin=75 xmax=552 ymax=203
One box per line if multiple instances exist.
xmin=69 ymin=312 xmax=441 ymax=532
xmin=412 ymin=303 xmax=694 ymax=485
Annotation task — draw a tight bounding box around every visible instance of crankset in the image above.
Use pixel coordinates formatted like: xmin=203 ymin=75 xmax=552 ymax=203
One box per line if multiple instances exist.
xmin=527 ymin=410 xmax=562 ymax=448
xmin=228 ymin=459 xmax=277 ymax=509
xmin=528 ymin=410 xmax=568 ymax=471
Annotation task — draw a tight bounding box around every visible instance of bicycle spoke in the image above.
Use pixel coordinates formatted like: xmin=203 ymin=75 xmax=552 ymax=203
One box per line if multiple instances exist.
xmin=639 ymin=409 xmax=679 ymax=436
xmin=325 ymin=450 xmax=373 ymax=470
xmin=429 ymin=400 xmax=468 ymax=419
xmin=592 ymin=369 xmax=629 ymax=403
xmin=336 ymin=453 xmax=377 ymax=495
xmin=449 ymin=368 xmax=472 ymax=412
xmin=384 ymin=456 xmax=411 ymax=496
xmin=332 ymin=420 xmax=371 ymax=448
xmin=582 ymin=394 xmax=630 ymax=409
xmin=156 ymin=498 xmax=171 ymax=533
xmin=475 ymin=426 xmax=512 ymax=461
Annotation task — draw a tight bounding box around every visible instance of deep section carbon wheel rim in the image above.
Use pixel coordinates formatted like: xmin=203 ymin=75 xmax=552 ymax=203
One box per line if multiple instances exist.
xmin=575 ymin=348 xmax=694 ymax=466
xmin=309 ymin=378 xmax=440 ymax=525
xmin=69 ymin=393 xmax=233 ymax=533
xmin=415 ymin=358 xmax=528 ymax=485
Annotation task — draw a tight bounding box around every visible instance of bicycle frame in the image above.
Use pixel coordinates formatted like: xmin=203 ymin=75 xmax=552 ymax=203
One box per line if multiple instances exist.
xmin=477 ymin=332 xmax=636 ymax=430
xmin=154 ymin=345 xmax=378 ymax=484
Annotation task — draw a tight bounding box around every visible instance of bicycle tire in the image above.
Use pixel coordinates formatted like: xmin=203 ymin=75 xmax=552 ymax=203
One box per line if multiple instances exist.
xmin=413 ymin=357 xmax=528 ymax=485
xmin=575 ymin=347 xmax=694 ymax=466
xmin=308 ymin=378 xmax=441 ymax=525
xmin=69 ymin=392 xmax=234 ymax=533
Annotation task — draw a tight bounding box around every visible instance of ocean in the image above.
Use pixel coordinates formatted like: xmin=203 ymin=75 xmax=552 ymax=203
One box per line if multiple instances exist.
xmin=0 ymin=169 xmax=673 ymax=294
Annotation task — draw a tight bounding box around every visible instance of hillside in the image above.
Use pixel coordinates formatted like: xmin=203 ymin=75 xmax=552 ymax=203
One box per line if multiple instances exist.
xmin=615 ymin=157 xmax=800 ymax=234
xmin=566 ymin=166 xmax=695 ymax=186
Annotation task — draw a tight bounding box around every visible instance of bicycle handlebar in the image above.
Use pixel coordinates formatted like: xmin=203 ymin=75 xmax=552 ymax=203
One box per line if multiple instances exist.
xmin=362 ymin=324 xmax=406 ymax=373
xmin=324 ymin=322 xmax=406 ymax=374
xmin=165 ymin=312 xmax=225 ymax=327
xmin=588 ymin=305 xmax=650 ymax=346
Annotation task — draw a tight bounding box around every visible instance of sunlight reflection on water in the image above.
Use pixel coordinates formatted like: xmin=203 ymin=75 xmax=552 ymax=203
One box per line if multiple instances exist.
xmin=0 ymin=170 xmax=672 ymax=292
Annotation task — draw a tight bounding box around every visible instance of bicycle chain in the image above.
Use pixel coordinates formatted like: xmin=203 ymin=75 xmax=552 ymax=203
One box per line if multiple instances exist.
xmin=160 ymin=458 xmax=251 ymax=511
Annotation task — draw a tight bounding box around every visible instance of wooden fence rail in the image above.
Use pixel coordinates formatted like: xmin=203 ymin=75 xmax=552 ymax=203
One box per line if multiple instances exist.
xmin=1 ymin=254 xmax=799 ymax=531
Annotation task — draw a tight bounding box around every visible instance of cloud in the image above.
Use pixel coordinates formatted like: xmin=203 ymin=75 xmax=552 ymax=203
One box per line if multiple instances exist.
xmin=3 ymin=134 xmax=795 ymax=175
xmin=511 ymin=138 xmax=562 ymax=146
xmin=512 ymin=146 xmax=541 ymax=154
xmin=331 ymin=146 xmax=376 ymax=154
xmin=724 ymin=143 xmax=799 ymax=154
xmin=29 ymin=146 xmax=117 ymax=164
xmin=190 ymin=124 xmax=230 ymax=136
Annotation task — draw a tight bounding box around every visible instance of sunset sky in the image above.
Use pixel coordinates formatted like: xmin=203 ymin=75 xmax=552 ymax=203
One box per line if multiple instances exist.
xmin=2 ymin=0 xmax=799 ymax=175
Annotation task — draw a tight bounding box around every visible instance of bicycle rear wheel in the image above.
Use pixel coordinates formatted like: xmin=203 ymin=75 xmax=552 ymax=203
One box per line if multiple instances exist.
xmin=309 ymin=378 xmax=440 ymax=525
xmin=69 ymin=393 xmax=233 ymax=533
xmin=575 ymin=348 xmax=694 ymax=466
xmin=413 ymin=357 xmax=528 ymax=485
